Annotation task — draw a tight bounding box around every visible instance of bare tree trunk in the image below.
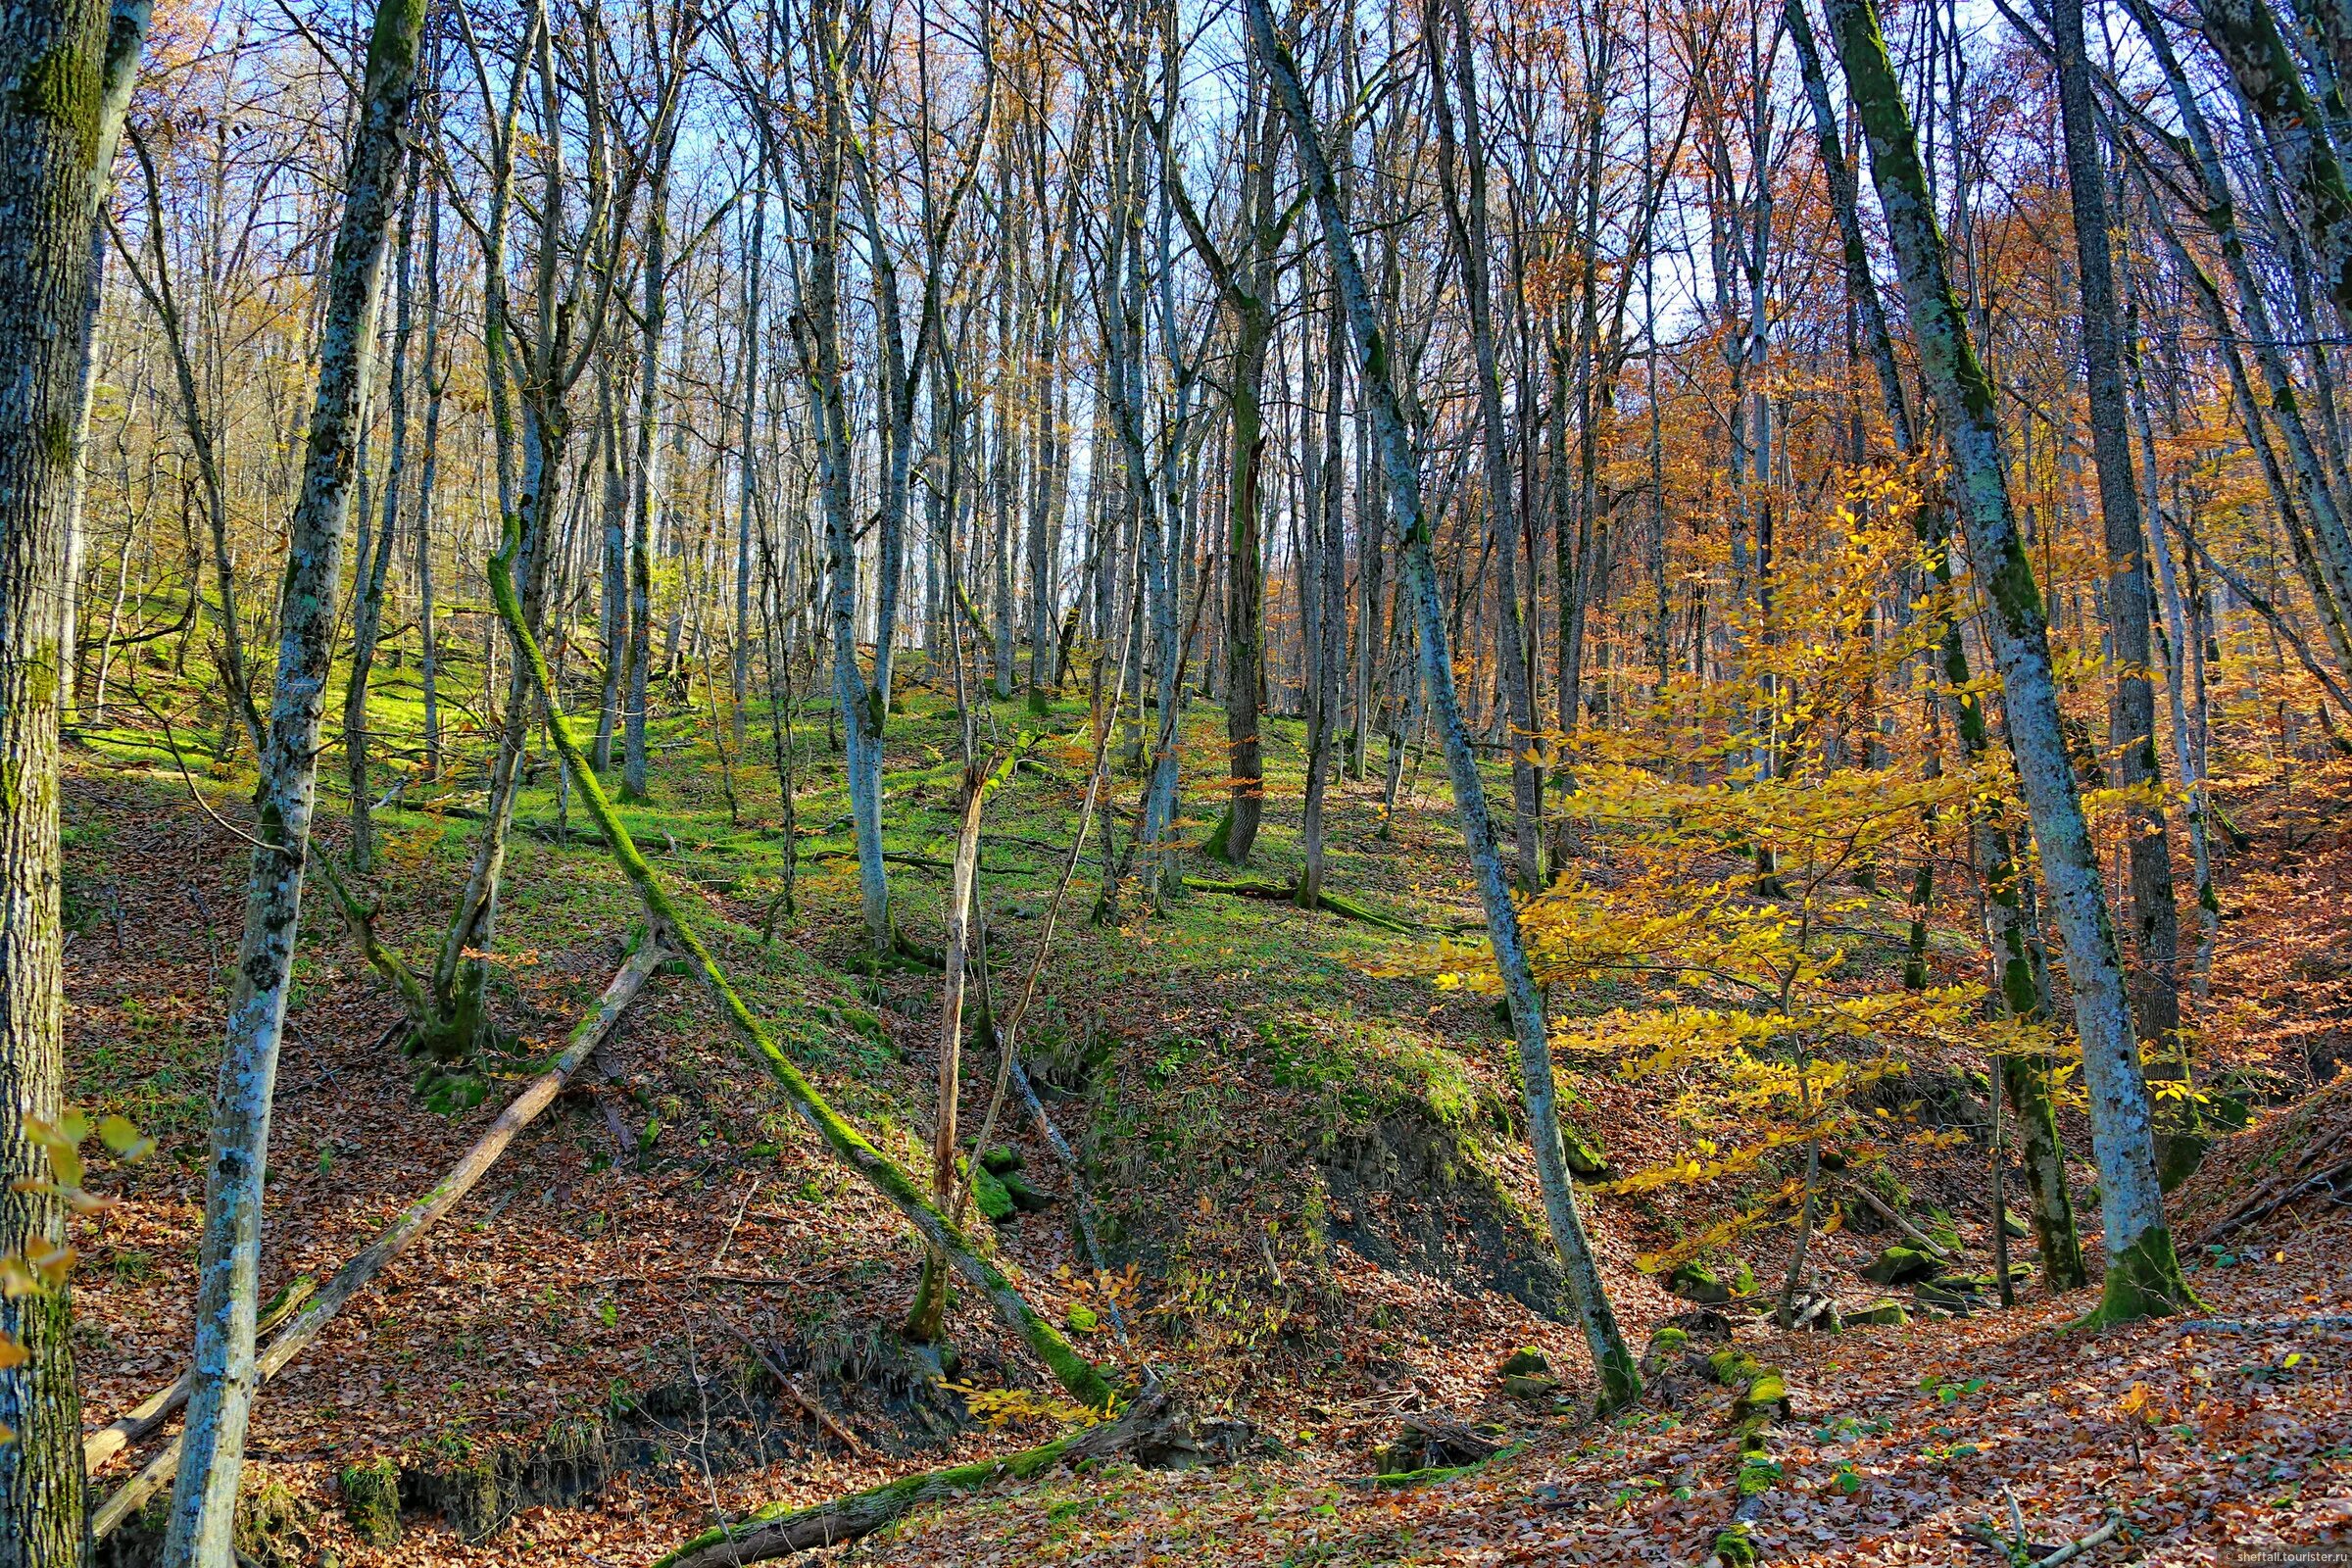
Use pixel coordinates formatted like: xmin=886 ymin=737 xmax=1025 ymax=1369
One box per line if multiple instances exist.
xmin=1249 ymin=0 xmax=1639 ymax=1408
xmin=342 ymin=145 xmax=420 ymax=871
xmin=161 ymin=0 xmax=427 ymax=1554
xmin=1825 ymin=0 xmax=2190 ymax=1323
xmin=2051 ymin=0 xmax=2182 ymax=1091
xmin=415 ymin=172 xmax=445 ymax=778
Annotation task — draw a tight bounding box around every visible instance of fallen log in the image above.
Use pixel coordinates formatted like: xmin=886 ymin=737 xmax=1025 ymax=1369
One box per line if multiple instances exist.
xmin=81 ymin=1275 xmax=317 ymax=1473
xmin=89 ymin=937 xmax=668 ymax=1539
xmin=656 ymin=1387 xmax=1238 ymax=1568
xmin=487 ymin=527 xmax=1120 ymax=1411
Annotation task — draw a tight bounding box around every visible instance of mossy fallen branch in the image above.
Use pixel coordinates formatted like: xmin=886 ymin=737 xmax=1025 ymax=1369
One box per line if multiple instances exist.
xmin=1353 ymin=1442 xmax=1525 ymax=1489
xmin=655 ymin=1388 xmax=1192 ymax=1568
xmin=487 ymin=526 xmax=1118 ymax=1411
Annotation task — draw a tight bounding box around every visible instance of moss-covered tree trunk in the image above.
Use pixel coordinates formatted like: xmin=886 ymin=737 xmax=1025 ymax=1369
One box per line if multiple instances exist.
xmin=1246 ymin=0 xmax=1640 ymax=1408
xmin=1825 ymin=0 xmax=2190 ymax=1325
xmin=0 ymin=1 xmax=148 ymax=1560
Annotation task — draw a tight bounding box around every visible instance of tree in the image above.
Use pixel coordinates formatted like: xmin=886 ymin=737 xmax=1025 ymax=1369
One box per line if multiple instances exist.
xmin=160 ymin=0 xmax=428 ymax=1553
xmin=1823 ymin=0 xmax=2194 ymax=1324
xmin=1247 ymin=0 xmax=1640 ymax=1408
xmin=0 ymin=0 xmax=149 ymax=1555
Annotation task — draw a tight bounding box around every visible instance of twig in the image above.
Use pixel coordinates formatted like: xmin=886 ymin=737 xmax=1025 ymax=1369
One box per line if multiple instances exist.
xmin=1844 ymin=1182 xmax=1954 ymax=1261
xmin=711 ymin=1318 xmax=865 ymax=1455
xmin=710 ymin=1178 xmax=761 ymax=1271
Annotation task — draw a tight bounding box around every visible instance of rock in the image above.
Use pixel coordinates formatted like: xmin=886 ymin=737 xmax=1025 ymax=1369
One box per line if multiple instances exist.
xmin=1847 ymin=1299 xmax=1909 ymax=1328
xmin=1066 ymin=1302 xmax=1101 ymax=1334
xmin=1502 ymin=1372 xmax=1560 ymax=1401
xmin=980 ymin=1147 xmax=1024 ymax=1175
xmin=1668 ymin=1260 xmax=1733 ymax=1303
xmin=339 ymin=1456 xmax=402 ymax=1547
xmin=1738 ymin=1370 xmax=1790 ymax=1418
xmin=1998 ymin=1204 xmax=2031 ymax=1240
xmin=1000 ymin=1171 xmax=1054 ymax=1212
xmin=959 ymin=1158 xmax=1015 ymax=1222
xmin=1860 ymin=1246 xmax=1939 ymax=1286
xmin=1663 ymin=1308 xmax=1734 ymax=1340
xmin=1499 ymin=1347 xmax=1551 ymax=1378
xmin=1912 ymin=1279 xmax=1984 ymax=1314
xmin=1561 ymin=1120 xmax=1612 ymax=1180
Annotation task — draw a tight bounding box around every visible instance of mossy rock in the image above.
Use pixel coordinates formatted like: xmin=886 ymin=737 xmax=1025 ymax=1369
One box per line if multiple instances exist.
xmin=956 ymin=1157 xmax=1015 ymax=1222
xmin=999 ymin=1171 xmax=1054 ymax=1212
xmin=1499 ymin=1347 xmax=1551 ymax=1378
xmin=1997 ymin=1204 xmax=2031 ymax=1240
xmin=1668 ymin=1260 xmax=1733 ymax=1303
xmin=1065 ymin=1302 xmax=1101 ymax=1334
xmin=1738 ymin=1371 xmax=1789 ymax=1417
xmin=979 ymin=1147 xmax=1024 ymax=1175
xmin=1560 ymin=1120 xmax=1611 ymax=1180
xmin=1501 ymin=1372 xmax=1559 ymax=1401
xmin=1860 ymin=1246 xmax=1938 ymax=1286
xmin=1847 ymin=1299 xmax=1908 ymax=1328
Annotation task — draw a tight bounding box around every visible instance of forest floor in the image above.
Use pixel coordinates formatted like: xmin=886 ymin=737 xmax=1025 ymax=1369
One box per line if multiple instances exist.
xmin=56 ymin=640 xmax=2352 ymax=1566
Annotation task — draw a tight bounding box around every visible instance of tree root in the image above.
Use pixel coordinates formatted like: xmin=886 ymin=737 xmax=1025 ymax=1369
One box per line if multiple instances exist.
xmin=1181 ymin=875 xmax=1419 ymax=933
xmin=656 ymin=1387 xmax=1245 ymax=1568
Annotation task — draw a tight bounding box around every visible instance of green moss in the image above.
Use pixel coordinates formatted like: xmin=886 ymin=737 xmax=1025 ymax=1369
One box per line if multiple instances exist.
xmin=959 ymin=1157 xmax=1014 ymax=1222
xmin=2076 ymin=1224 xmax=2202 ymax=1330
xmin=488 ymin=529 xmax=1117 ymax=1412
xmin=338 ymin=1456 xmax=403 ymax=1546
xmin=17 ymin=43 xmax=101 ymax=158
xmin=1710 ymin=1523 xmax=1760 ymax=1566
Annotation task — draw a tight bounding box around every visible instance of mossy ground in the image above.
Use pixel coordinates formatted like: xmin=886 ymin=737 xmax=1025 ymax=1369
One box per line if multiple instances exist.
xmin=57 ymin=627 xmax=2349 ymax=1563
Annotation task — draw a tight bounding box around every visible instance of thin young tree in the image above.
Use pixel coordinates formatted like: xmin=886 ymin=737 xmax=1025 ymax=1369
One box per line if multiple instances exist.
xmin=161 ymin=0 xmax=430 ymax=1554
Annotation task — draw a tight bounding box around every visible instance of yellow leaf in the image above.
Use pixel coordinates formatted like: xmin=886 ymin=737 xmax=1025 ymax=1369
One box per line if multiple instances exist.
xmin=98 ymin=1115 xmax=155 ymax=1162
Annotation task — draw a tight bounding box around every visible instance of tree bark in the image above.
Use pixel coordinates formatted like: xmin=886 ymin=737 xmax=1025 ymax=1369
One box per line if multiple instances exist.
xmin=1247 ymin=0 xmax=1639 ymax=1407
xmin=160 ymin=0 xmax=427 ymax=1556
xmin=0 ymin=0 xmax=149 ymax=1559
xmin=1825 ymin=0 xmax=2190 ymax=1324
